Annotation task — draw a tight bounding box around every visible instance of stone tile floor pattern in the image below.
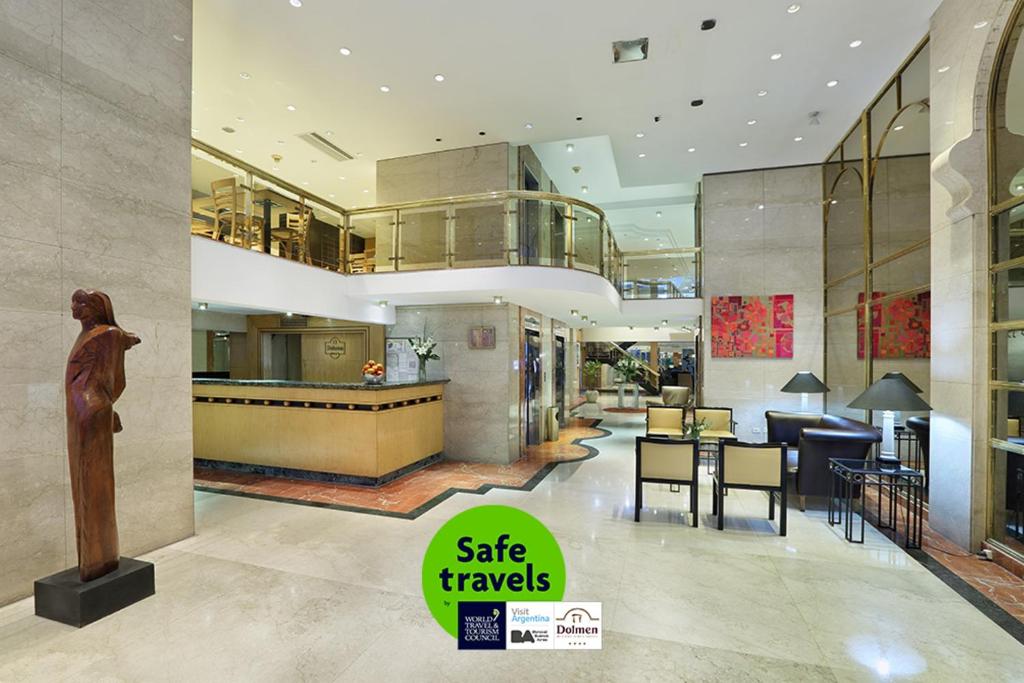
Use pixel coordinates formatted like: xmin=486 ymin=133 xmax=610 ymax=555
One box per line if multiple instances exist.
xmin=1 ymin=399 xmax=1022 ymax=680
xmin=193 ymin=418 xmax=608 ymax=517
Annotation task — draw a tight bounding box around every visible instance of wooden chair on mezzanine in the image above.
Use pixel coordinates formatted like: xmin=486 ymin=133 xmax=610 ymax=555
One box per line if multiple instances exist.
xmin=210 ymin=177 xmax=262 ymax=249
xmin=712 ymin=440 xmax=788 ymax=536
xmin=272 ymin=204 xmax=312 ymax=264
xmin=634 ymin=436 xmax=700 ymax=527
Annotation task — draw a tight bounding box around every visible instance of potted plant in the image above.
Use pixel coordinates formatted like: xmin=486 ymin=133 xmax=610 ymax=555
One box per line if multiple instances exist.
xmin=684 ymin=418 xmax=708 ymax=441
xmin=614 ymin=356 xmax=643 ymax=408
xmin=582 ymin=360 xmax=602 ymax=403
xmin=410 ymin=333 xmax=440 ymax=382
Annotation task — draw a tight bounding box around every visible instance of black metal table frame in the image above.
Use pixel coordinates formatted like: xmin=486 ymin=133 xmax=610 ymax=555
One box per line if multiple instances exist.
xmin=827 ymin=459 xmax=925 ymax=549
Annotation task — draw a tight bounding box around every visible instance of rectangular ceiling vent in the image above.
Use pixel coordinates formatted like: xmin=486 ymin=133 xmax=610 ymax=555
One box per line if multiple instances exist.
xmin=279 ymin=315 xmax=308 ymax=328
xmin=297 ymin=132 xmax=354 ymax=162
xmin=612 ymin=38 xmax=649 ymax=64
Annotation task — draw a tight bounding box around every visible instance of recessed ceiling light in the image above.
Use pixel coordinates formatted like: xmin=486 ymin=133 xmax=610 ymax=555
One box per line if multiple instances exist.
xmin=339 ymin=47 xmax=351 ymax=56
xmin=747 ymin=119 xmax=757 ymax=125
xmin=235 ymin=116 xmax=245 ymax=122
xmin=690 ymin=99 xmax=704 ymax=107
xmin=524 ymin=122 xmax=534 ymax=129
xmin=478 ymin=131 xmax=486 ymax=136
xmin=362 ymin=189 xmax=369 ymax=193
xmin=329 ymin=193 xmax=335 ymax=198
xmin=770 ymin=52 xmax=783 ymax=61
xmin=302 ymin=181 xmax=309 ymax=186
xmin=289 ymin=0 xmax=301 ymax=6
xmin=339 ymin=176 xmax=346 ymax=180
xmin=435 ymin=137 xmax=442 ymax=142
xmin=894 ymin=125 xmax=905 ymax=131
xmin=172 ymin=34 xmax=185 ymax=42
xmin=571 ymin=309 xmax=579 ymax=317
xmin=378 ymin=300 xmax=388 ymax=308
xmin=700 ymin=19 xmax=717 ymax=31
xmin=849 ymin=39 xmax=862 ymax=48
xmin=379 ymin=85 xmax=391 ymax=92
xmin=576 ymin=115 xmax=583 ymax=121
xmin=644 ymin=237 xmax=649 ymax=241
xmin=756 ymin=204 xmax=765 ymax=210
xmin=493 ymin=296 xmax=503 ymax=305
xmin=324 ymin=130 xmax=334 ymax=137
xmin=221 ymin=126 xmax=235 ymax=133
xmin=826 ymin=80 xmax=839 ymax=88
xmin=687 ymin=147 xmax=696 ymax=152
xmin=286 ymin=104 xmax=296 ymax=111
xmin=566 ymin=143 xmax=575 ymax=152
xmin=239 ymin=72 xmax=251 ymax=80
xmin=656 ymin=211 xmax=662 ymax=217
xmin=794 ymin=136 xmax=804 ymax=142
xmin=198 ymin=302 xmax=208 ymax=310
xmin=787 ymin=4 xmax=800 ymax=13
xmin=974 ymin=20 xmax=989 ymax=29
xmin=757 ymin=90 xmax=768 ymax=97
xmin=635 ymin=132 xmax=645 ymax=138
xmin=590 ymin=320 xmax=597 ymax=327
xmin=739 ymin=142 xmax=749 ymax=147
xmin=937 ymin=65 xmax=950 ymax=73
xmin=581 ymin=185 xmax=589 ymax=193
xmin=638 ymin=153 xmax=646 ymax=158
xmin=433 ymin=74 xmax=445 ymax=82
xmin=191 ymin=127 xmax=198 ymax=134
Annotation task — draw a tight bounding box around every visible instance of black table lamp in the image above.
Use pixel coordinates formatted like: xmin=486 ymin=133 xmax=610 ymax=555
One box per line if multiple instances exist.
xmin=781 ymin=371 xmax=829 ymax=412
xmin=848 ymin=377 xmax=931 ymax=463
xmin=880 ymin=371 xmax=923 ymax=393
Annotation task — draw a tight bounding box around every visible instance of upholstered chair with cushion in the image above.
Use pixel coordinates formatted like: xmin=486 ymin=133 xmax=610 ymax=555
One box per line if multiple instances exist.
xmin=661 ymin=386 xmax=691 ymax=407
xmin=647 ymin=406 xmax=685 ymax=438
xmin=634 ymin=437 xmax=699 ymax=527
xmin=764 ymin=411 xmax=881 ymax=510
xmin=694 ymin=406 xmax=735 ymax=442
xmin=712 ymin=440 xmax=787 ymax=535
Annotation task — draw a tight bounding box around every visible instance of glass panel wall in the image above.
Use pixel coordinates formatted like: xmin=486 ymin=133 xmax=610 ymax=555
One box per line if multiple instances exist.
xmin=991 ymin=2 xmax=1024 ymax=559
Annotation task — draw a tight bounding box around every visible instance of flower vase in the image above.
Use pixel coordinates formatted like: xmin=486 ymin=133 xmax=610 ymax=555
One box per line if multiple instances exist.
xmin=417 ymin=358 xmax=427 ymax=383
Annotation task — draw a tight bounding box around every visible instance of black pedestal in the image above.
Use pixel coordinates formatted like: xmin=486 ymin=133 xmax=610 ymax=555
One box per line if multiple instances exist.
xmin=34 ymin=557 xmax=154 ymax=627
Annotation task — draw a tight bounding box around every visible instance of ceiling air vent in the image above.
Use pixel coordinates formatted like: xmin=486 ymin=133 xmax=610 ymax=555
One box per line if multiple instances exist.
xmin=612 ymin=38 xmax=649 ymax=64
xmin=279 ymin=315 xmax=308 ymax=328
xmin=297 ymin=132 xmax=354 ymax=162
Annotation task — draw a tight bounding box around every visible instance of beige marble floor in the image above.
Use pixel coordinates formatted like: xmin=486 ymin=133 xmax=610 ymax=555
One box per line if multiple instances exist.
xmin=0 ymin=403 xmax=1022 ymax=681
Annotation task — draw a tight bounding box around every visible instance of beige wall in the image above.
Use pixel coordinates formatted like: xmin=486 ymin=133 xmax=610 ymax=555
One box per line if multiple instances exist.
xmin=0 ymin=1 xmax=194 ymax=605
xmin=928 ymin=0 xmax=1015 ymax=550
xmin=702 ymin=166 xmax=825 ymax=441
xmin=389 ymin=304 xmax=520 ymax=464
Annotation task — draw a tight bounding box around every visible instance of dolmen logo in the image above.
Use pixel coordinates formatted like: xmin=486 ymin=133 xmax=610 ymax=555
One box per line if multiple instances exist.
xmin=554 ymin=603 xmax=602 ymax=650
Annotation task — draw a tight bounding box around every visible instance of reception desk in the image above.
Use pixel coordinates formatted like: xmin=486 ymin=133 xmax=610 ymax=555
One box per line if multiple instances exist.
xmin=192 ymin=378 xmax=448 ymax=485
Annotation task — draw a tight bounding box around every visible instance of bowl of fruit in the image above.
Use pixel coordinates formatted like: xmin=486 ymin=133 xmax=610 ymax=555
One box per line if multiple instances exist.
xmin=362 ymin=360 xmax=385 ymax=385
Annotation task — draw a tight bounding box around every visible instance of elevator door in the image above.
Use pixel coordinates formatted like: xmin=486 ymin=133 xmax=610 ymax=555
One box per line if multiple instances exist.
xmin=555 ymin=335 xmax=566 ymax=427
xmin=525 ymin=329 xmax=542 ymax=445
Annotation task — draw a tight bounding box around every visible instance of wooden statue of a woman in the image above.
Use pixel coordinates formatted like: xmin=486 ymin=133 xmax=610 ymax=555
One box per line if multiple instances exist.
xmin=65 ymin=289 xmax=141 ymax=582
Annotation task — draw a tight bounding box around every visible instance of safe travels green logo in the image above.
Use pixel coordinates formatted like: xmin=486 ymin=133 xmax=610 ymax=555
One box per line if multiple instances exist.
xmin=421 ymin=505 xmax=566 ymax=637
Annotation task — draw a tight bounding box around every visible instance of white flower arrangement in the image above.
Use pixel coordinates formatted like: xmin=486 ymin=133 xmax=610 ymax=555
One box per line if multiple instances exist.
xmin=410 ymin=335 xmax=440 ymax=361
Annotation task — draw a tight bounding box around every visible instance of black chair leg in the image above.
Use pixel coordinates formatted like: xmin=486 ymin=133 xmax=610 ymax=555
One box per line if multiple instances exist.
xmin=712 ymin=479 xmax=718 ymax=515
xmin=769 ymin=491 xmax=775 ymax=520
xmin=780 ymin=488 xmax=788 ymax=536
xmin=634 ymin=479 xmax=642 ymax=522
xmin=717 ymin=482 xmax=725 ymax=531
xmin=690 ymin=481 xmax=698 ymax=528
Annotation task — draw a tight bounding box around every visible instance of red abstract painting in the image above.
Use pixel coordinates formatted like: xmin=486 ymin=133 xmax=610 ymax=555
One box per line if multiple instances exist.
xmin=711 ymin=294 xmax=794 ymax=358
xmin=857 ymin=292 xmax=931 ymax=359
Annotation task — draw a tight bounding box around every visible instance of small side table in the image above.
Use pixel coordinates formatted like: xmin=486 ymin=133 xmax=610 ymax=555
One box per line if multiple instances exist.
xmin=827 ymin=458 xmax=925 ymax=549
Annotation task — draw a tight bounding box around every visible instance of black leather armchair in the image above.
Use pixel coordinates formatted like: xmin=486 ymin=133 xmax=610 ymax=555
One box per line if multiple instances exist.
xmin=765 ymin=411 xmax=882 ymax=509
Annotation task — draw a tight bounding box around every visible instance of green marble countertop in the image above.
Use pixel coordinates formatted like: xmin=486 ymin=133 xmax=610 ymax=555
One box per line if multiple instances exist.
xmin=192 ymin=378 xmax=450 ymax=390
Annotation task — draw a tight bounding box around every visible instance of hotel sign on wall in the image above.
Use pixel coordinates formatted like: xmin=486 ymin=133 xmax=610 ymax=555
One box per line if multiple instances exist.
xmin=324 ymin=337 xmax=347 ymax=359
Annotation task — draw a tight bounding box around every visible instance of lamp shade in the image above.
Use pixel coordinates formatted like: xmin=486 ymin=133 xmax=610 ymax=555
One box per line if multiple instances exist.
xmin=880 ymin=371 xmax=923 ymax=393
xmin=848 ymin=377 xmax=931 ymax=412
xmin=780 ymin=371 xmax=829 ymax=394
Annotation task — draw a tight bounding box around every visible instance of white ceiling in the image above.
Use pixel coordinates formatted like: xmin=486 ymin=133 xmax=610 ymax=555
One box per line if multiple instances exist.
xmin=192 ymin=0 xmax=941 ymax=214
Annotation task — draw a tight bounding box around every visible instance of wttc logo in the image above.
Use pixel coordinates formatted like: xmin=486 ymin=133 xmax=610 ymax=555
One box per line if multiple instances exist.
xmin=459 ymin=601 xmax=602 ymax=650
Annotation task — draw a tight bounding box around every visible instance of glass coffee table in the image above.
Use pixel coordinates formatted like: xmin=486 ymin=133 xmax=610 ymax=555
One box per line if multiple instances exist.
xmin=827 ymin=458 xmax=925 ymax=549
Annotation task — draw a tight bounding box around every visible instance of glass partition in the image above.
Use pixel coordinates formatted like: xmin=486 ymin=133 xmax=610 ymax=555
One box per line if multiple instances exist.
xmin=621 ymin=250 xmax=698 ymax=299
xmin=451 ymin=200 xmax=507 ymax=268
xmin=573 ymin=207 xmax=602 ymax=274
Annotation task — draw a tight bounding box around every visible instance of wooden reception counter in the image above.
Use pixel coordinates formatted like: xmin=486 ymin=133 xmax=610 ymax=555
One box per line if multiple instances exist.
xmin=192 ymin=378 xmax=448 ymax=485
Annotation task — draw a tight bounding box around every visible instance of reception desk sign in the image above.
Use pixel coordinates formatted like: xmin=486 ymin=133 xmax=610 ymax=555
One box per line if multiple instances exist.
xmin=422 ymin=505 xmax=601 ymax=650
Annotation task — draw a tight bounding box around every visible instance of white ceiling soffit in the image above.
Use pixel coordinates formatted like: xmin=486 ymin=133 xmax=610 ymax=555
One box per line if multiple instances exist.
xmin=192 ymin=0 xmax=941 ymax=210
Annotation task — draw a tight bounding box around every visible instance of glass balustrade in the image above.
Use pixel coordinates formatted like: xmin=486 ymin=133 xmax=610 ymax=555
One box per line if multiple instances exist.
xmin=190 ymin=141 xmax=698 ymax=298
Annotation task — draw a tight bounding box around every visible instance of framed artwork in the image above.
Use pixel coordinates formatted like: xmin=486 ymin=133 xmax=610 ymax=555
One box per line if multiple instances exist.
xmin=468 ymin=326 xmax=496 ymax=350
xmin=857 ymin=292 xmax=930 ymax=359
xmin=710 ymin=294 xmax=794 ymax=358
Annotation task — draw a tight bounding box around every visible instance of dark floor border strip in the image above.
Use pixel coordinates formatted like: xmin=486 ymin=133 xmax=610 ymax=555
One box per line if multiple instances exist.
xmin=906 ymin=548 xmax=1024 ymax=645
xmin=194 ymin=420 xmax=611 ymax=521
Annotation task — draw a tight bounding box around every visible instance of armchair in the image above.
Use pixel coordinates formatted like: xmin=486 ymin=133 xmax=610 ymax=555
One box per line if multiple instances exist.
xmin=634 ymin=437 xmax=699 ymax=526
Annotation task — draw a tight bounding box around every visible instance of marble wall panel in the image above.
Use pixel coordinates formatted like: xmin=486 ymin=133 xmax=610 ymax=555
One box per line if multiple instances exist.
xmin=0 ymin=0 xmax=194 ymax=606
